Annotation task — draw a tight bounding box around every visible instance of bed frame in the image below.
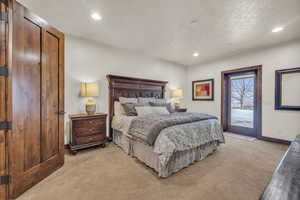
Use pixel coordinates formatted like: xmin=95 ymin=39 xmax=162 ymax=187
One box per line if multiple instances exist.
xmin=106 ymin=75 xmax=168 ymax=139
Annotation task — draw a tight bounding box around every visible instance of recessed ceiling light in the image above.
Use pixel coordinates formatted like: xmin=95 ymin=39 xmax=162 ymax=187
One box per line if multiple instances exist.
xmin=272 ymin=26 xmax=284 ymax=33
xmin=193 ymin=52 xmax=199 ymax=57
xmin=91 ymin=12 xmax=102 ymax=21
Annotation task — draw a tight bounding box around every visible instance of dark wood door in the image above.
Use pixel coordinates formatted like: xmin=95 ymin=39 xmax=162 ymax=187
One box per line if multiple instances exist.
xmin=0 ymin=1 xmax=8 ymax=199
xmin=6 ymin=1 xmax=65 ymax=198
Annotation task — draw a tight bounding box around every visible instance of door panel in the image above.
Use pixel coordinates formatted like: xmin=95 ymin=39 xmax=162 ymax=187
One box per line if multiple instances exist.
xmin=7 ymin=1 xmax=65 ymax=198
xmin=9 ymin=2 xmax=42 ymax=195
xmin=41 ymin=32 xmax=60 ymax=161
xmin=10 ymin=2 xmax=41 ymax=172
xmin=22 ymin=18 xmax=42 ymax=171
xmin=0 ymin=1 xmax=8 ymax=198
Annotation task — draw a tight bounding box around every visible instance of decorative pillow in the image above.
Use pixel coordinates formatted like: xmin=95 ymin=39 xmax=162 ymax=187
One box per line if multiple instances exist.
xmin=135 ymin=106 xmax=170 ymax=116
xmin=114 ymin=101 xmax=125 ymax=115
xmin=137 ymin=97 xmax=156 ymax=105
xmin=119 ymin=97 xmax=138 ymax=104
xmin=121 ymin=103 xmax=144 ymax=116
xmin=153 ymin=98 xmax=167 ymax=104
xmin=149 ymin=102 xmax=174 ymax=113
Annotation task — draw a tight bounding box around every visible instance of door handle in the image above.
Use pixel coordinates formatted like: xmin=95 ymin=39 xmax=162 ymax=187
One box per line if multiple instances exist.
xmin=58 ymin=111 xmax=66 ymax=115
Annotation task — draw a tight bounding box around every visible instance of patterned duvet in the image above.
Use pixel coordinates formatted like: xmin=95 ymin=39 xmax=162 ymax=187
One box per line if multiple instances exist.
xmin=113 ymin=112 xmax=225 ymax=173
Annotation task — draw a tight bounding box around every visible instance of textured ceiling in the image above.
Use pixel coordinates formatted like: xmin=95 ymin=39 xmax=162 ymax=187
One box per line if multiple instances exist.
xmin=18 ymin=0 xmax=300 ymax=66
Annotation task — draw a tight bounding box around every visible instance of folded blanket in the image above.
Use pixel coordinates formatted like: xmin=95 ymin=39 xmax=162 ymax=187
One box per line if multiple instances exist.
xmin=128 ymin=112 xmax=218 ymax=145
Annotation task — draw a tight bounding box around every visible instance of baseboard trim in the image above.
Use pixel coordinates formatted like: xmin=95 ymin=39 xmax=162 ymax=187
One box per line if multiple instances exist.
xmin=258 ymin=136 xmax=291 ymax=145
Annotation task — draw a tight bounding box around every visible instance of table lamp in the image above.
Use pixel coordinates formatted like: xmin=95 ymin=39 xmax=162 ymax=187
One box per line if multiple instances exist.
xmin=171 ymin=89 xmax=183 ymax=109
xmin=80 ymin=82 xmax=99 ymax=115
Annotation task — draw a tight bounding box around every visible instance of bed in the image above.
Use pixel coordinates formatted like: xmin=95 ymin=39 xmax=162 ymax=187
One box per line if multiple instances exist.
xmin=107 ymin=75 xmax=225 ymax=177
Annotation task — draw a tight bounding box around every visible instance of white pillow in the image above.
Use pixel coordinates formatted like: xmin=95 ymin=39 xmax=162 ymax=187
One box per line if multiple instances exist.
xmin=135 ymin=106 xmax=170 ymax=116
xmin=153 ymin=98 xmax=167 ymax=104
xmin=138 ymin=97 xmax=156 ymax=105
xmin=114 ymin=101 xmax=125 ymax=116
xmin=119 ymin=97 xmax=138 ymax=104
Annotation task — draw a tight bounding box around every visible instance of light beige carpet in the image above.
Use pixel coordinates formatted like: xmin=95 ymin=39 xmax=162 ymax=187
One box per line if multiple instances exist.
xmin=224 ymin=132 xmax=257 ymax=141
xmin=17 ymin=135 xmax=287 ymax=200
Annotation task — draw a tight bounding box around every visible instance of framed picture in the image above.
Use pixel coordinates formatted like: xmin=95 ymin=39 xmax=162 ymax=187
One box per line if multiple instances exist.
xmin=275 ymin=67 xmax=300 ymax=110
xmin=192 ymin=79 xmax=214 ymax=101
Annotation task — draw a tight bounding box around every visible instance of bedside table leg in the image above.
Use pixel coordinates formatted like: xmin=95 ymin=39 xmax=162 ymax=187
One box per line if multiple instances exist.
xmin=100 ymin=143 xmax=106 ymax=148
xmin=70 ymin=149 xmax=77 ymax=155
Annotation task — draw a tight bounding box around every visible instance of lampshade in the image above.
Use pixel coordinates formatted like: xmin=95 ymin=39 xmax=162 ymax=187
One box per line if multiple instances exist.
xmin=171 ymin=89 xmax=183 ymax=98
xmin=80 ymin=82 xmax=99 ymax=97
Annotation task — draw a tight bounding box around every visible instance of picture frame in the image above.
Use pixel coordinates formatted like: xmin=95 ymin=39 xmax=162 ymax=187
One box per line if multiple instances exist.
xmin=275 ymin=67 xmax=300 ymax=111
xmin=192 ymin=79 xmax=214 ymax=101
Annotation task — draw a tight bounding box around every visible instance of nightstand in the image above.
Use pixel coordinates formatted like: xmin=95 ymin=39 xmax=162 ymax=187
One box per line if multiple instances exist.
xmin=69 ymin=113 xmax=107 ymax=155
xmin=175 ymin=108 xmax=187 ymax=112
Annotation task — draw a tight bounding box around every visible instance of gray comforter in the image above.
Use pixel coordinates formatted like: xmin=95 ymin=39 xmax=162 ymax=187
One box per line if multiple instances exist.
xmin=127 ymin=112 xmax=225 ymax=168
xmin=128 ymin=112 xmax=223 ymax=145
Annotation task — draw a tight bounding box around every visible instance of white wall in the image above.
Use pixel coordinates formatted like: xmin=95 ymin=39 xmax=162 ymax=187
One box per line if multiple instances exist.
xmin=65 ymin=35 xmax=187 ymax=143
xmin=187 ymin=40 xmax=300 ymax=141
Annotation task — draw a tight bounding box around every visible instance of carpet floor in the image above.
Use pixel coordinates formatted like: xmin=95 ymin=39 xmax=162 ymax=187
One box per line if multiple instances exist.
xmin=17 ymin=135 xmax=287 ymax=200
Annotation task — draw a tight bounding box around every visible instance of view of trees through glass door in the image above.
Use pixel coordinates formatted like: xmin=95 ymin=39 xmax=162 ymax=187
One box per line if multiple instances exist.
xmin=230 ymin=74 xmax=255 ymax=128
xmin=225 ymin=71 xmax=257 ymax=137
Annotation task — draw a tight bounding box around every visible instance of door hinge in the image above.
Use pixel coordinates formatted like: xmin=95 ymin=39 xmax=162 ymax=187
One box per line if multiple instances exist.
xmin=0 ymin=121 xmax=12 ymax=131
xmin=58 ymin=111 xmax=66 ymax=115
xmin=0 ymin=175 xmax=10 ymax=185
xmin=0 ymin=66 xmax=8 ymax=77
xmin=0 ymin=12 xmax=8 ymax=23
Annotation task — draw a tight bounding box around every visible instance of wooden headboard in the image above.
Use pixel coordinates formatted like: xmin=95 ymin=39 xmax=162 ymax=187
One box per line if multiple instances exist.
xmin=106 ymin=74 xmax=168 ymax=139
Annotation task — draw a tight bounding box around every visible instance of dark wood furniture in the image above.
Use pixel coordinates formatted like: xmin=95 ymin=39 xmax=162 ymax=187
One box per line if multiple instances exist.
xmin=106 ymin=75 xmax=168 ymax=139
xmin=175 ymin=108 xmax=187 ymax=112
xmin=1 ymin=1 xmax=65 ymax=199
xmin=69 ymin=113 xmax=107 ymax=155
xmin=260 ymin=135 xmax=300 ymax=200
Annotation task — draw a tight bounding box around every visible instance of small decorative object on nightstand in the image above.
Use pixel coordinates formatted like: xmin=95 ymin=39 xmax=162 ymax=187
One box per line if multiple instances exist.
xmin=80 ymin=82 xmax=99 ymax=115
xmin=175 ymin=108 xmax=187 ymax=112
xmin=69 ymin=113 xmax=107 ymax=155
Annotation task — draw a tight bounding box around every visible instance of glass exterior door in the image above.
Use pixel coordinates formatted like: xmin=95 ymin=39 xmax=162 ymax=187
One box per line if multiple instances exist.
xmin=226 ymin=71 xmax=257 ymax=137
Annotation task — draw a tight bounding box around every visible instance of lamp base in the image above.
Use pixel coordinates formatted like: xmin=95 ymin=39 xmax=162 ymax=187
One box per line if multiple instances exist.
xmin=86 ymin=104 xmax=96 ymax=115
xmin=86 ymin=98 xmax=96 ymax=115
xmin=174 ymin=102 xmax=181 ymax=110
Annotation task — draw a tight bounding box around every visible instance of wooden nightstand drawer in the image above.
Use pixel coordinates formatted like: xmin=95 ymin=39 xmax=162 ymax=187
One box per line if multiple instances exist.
xmin=75 ymin=133 xmax=106 ymax=145
xmin=74 ymin=126 xmax=106 ymax=137
xmin=72 ymin=117 xmax=106 ymax=137
xmin=73 ymin=118 xmax=106 ymax=128
xmin=69 ymin=113 xmax=107 ymax=155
